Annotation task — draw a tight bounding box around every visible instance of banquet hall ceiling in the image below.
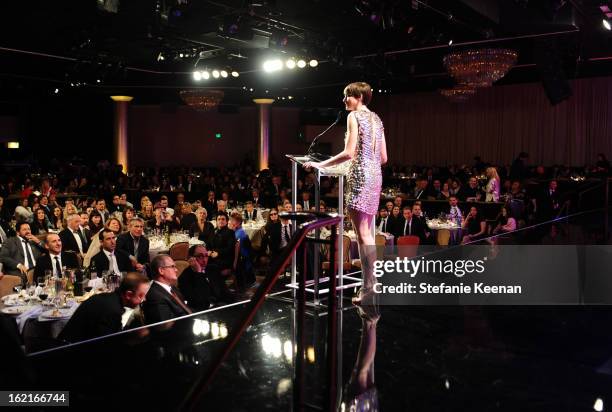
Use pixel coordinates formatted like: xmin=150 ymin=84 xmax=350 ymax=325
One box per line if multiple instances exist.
xmin=0 ymin=0 xmax=611 ymax=105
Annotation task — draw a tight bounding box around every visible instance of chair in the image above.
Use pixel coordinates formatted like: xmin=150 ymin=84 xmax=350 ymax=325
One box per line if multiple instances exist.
xmin=261 ymin=210 xmax=270 ymax=221
xmin=26 ymin=268 xmax=35 ymax=286
xmin=174 ymin=260 xmax=190 ymax=278
xmin=169 ymin=242 xmax=189 ymax=261
xmin=323 ymin=235 xmax=353 ymax=272
xmin=250 ymin=227 xmax=265 ymax=253
xmin=396 ymin=235 xmax=420 ymax=259
xmin=0 ymin=275 xmax=22 ymax=298
xmin=436 ymin=229 xmax=451 ymax=246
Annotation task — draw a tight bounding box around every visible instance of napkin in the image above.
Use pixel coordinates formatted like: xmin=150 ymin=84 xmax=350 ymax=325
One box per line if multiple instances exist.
xmin=88 ymin=278 xmax=105 ymax=290
xmin=16 ymin=306 xmax=44 ymax=334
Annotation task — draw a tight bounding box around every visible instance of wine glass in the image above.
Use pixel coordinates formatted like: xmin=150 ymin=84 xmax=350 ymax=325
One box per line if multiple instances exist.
xmin=13 ymin=285 xmax=22 ymax=294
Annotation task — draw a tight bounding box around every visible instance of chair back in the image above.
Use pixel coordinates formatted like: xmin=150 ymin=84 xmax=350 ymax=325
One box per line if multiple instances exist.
xmin=375 ymin=234 xmax=387 ymax=260
xmin=169 ymin=242 xmax=189 ymax=261
xmin=0 ymin=275 xmax=22 ymax=298
xmin=397 ymin=235 xmax=420 ymax=259
xmin=174 ymin=260 xmax=190 ymax=277
xmin=250 ymin=228 xmax=265 ymax=252
xmin=261 ymin=210 xmax=270 ymax=221
xmin=27 ymin=268 xmax=35 ymax=286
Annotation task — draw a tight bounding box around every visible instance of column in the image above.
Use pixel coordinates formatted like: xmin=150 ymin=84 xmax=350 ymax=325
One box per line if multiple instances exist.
xmin=110 ymin=95 xmax=133 ymax=174
xmin=253 ymin=98 xmax=274 ymax=171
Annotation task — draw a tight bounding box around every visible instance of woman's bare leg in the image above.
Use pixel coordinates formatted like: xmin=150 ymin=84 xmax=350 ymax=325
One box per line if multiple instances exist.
xmin=349 ymin=208 xmax=377 ymax=293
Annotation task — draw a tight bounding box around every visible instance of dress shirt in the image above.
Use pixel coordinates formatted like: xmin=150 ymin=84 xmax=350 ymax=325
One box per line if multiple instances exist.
xmin=104 ymin=249 xmax=121 ymax=275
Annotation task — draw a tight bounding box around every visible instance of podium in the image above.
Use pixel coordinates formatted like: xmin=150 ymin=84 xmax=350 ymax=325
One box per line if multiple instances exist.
xmin=285 ymin=154 xmax=362 ymax=305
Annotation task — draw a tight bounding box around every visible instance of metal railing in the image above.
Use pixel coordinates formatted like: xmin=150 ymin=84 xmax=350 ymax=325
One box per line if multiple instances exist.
xmin=179 ymin=212 xmax=343 ymax=412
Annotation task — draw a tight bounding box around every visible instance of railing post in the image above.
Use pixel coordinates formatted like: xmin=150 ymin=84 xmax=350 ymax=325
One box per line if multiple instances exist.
xmin=293 ymin=243 xmax=307 ymax=412
xmin=326 ymin=225 xmax=338 ymax=412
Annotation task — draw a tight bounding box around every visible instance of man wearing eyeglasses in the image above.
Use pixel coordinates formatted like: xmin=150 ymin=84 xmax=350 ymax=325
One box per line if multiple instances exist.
xmin=58 ymin=272 xmax=149 ymax=343
xmin=178 ymin=245 xmax=235 ymax=311
xmin=142 ymin=254 xmax=193 ymax=324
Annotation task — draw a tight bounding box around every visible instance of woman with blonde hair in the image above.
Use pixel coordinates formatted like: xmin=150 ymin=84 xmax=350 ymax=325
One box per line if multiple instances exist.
xmin=485 ymin=167 xmax=500 ymax=202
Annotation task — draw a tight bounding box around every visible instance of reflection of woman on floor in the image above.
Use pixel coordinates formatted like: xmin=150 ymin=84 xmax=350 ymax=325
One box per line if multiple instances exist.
xmin=343 ymin=302 xmax=380 ymax=411
xmin=304 ymin=82 xmax=387 ymax=305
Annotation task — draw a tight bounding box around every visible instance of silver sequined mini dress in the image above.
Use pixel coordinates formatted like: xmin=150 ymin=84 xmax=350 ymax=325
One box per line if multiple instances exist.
xmin=344 ymin=110 xmax=384 ymax=216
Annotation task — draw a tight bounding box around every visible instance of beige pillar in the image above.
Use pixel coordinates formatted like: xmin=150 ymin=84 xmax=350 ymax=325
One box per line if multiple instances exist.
xmin=253 ymin=98 xmax=275 ymax=171
xmin=110 ymin=95 xmax=133 ymax=174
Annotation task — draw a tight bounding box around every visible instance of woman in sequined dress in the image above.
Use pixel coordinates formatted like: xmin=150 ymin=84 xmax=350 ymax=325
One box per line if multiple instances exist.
xmin=304 ymin=82 xmax=387 ymax=304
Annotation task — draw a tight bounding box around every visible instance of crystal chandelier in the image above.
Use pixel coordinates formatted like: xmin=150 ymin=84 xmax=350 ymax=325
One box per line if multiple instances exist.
xmin=180 ymin=89 xmax=224 ymax=111
xmin=439 ymin=84 xmax=477 ymax=102
xmin=443 ymin=48 xmax=518 ymax=88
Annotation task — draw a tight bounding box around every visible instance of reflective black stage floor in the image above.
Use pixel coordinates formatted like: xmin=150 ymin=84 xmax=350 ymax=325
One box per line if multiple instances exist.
xmin=14 ymin=209 xmax=612 ymax=411
xmin=21 ymin=296 xmax=612 ymax=411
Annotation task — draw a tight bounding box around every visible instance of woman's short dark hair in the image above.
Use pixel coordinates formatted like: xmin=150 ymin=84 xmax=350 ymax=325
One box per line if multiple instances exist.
xmin=344 ymin=82 xmax=373 ymax=105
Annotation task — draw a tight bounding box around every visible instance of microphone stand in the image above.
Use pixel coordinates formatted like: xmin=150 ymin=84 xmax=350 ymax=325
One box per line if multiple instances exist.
xmin=306 ymin=111 xmax=343 ymax=157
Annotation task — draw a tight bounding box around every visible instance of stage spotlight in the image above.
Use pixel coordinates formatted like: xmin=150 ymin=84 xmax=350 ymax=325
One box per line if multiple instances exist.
xmin=288 ymin=95 xmax=293 ymax=100
xmin=202 ymin=71 xmax=210 ymax=80
xmin=231 ymin=71 xmax=240 ymax=77
xmin=220 ymin=70 xmax=228 ymax=78
xmin=297 ymin=59 xmax=306 ymax=68
xmin=263 ymin=59 xmax=283 ymax=72
xmin=212 ymin=70 xmax=220 ymax=78
xmin=193 ymin=71 xmax=202 ymax=81
xmin=308 ymin=59 xmax=318 ymax=67
xmin=604 ymin=19 xmax=611 ymax=30
xmin=286 ymin=59 xmax=296 ymax=69
xmin=448 ymin=39 xmax=453 ymax=46
xmin=179 ymin=53 xmax=184 ymax=58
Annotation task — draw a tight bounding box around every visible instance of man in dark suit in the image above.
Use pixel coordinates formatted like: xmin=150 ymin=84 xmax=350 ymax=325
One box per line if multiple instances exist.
xmin=0 ymin=222 xmax=45 ymax=282
xmin=242 ymin=201 xmax=258 ymax=222
xmin=535 ymin=180 xmax=561 ymax=223
xmin=178 ymin=245 xmax=235 ymax=311
xmin=397 ymin=207 xmax=429 ymax=244
xmin=208 ymin=212 xmax=236 ymax=271
xmin=116 ymin=217 xmax=149 ymax=272
xmin=59 ymin=214 xmax=89 ymax=256
xmin=96 ymin=198 xmax=110 ymax=225
xmin=376 ymin=207 xmax=390 ymax=233
xmin=92 ymin=229 xmax=133 ymax=275
xmin=299 ymin=191 xmax=313 ymax=211
xmin=33 ymin=233 xmax=80 ymax=279
xmin=109 ymin=194 xmax=124 ymax=214
xmin=142 ymin=254 xmax=192 ymax=324
xmin=58 ymin=272 xmax=149 ymax=343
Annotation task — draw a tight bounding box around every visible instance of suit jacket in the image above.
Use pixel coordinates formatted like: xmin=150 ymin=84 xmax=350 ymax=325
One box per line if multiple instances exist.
xmin=536 ymin=188 xmax=561 ymax=221
xmin=376 ymin=216 xmax=391 ymax=233
xmin=178 ymin=264 xmax=234 ymax=312
xmin=91 ymin=249 xmax=132 ymax=273
xmin=180 ymin=213 xmax=197 ymax=231
xmin=59 ymin=228 xmax=90 ymax=255
xmin=189 ymin=221 xmax=215 ymax=247
xmin=243 ymin=209 xmax=258 ymax=222
xmin=395 ymin=217 xmax=429 ymax=243
xmin=263 ymin=221 xmax=283 ymax=258
xmin=208 ymin=227 xmax=236 ymax=270
xmin=58 ymin=291 xmax=141 ymax=343
xmin=0 ymin=237 xmax=44 ymax=276
xmin=116 ymin=232 xmax=150 ymax=264
xmin=33 ymin=251 xmax=80 ymax=280
xmin=142 ymin=281 xmax=191 ymax=324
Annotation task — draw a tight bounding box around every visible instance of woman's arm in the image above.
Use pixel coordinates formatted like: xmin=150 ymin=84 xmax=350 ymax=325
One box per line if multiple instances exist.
xmin=380 ymin=130 xmax=388 ymax=165
xmin=304 ymin=112 xmax=358 ymax=169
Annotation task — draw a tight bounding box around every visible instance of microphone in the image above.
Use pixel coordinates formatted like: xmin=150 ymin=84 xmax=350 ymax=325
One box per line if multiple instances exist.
xmin=306 ymin=110 xmax=343 ymax=157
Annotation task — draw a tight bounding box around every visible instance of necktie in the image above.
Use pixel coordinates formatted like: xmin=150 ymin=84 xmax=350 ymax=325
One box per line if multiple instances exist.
xmin=283 ymin=225 xmax=290 ymax=244
xmin=73 ymin=230 xmax=84 ymax=253
xmin=382 ymin=218 xmax=386 ymax=233
xmin=80 ymin=229 xmax=88 ymax=249
xmin=54 ymin=256 xmax=62 ymax=277
xmin=23 ymin=239 xmax=34 ymax=269
xmin=170 ymin=288 xmax=193 ymax=314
